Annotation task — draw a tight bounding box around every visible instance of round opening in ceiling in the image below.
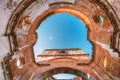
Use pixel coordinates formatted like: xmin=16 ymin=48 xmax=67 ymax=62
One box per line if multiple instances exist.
xmin=33 ymin=12 xmax=93 ymax=59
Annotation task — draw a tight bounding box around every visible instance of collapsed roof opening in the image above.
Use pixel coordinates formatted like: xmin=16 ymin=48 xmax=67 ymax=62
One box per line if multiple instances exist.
xmin=33 ymin=12 xmax=93 ymax=59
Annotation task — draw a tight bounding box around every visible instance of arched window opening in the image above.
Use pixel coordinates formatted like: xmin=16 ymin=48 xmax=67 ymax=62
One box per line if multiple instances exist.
xmin=16 ymin=57 xmax=25 ymax=69
xmin=92 ymin=14 xmax=104 ymax=25
xmin=59 ymin=51 xmax=67 ymax=56
xmin=37 ymin=68 xmax=96 ymax=80
xmin=33 ymin=12 xmax=93 ymax=60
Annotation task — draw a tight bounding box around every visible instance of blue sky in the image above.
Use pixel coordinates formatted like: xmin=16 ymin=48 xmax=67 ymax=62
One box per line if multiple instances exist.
xmin=52 ymin=73 xmax=77 ymax=79
xmin=33 ymin=12 xmax=93 ymax=57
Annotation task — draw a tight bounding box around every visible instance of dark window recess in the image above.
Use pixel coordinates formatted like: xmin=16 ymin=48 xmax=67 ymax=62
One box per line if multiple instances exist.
xmin=59 ymin=51 xmax=67 ymax=56
xmin=92 ymin=14 xmax=104 ymax=24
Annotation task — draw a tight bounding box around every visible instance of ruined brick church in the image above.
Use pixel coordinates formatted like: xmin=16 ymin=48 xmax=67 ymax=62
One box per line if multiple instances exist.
xmin=0 ymin=0 xmax=120 ymax=80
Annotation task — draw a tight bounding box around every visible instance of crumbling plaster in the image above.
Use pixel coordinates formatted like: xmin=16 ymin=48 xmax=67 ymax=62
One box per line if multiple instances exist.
xmin=0 ymin=0 xmax=120 ymax=80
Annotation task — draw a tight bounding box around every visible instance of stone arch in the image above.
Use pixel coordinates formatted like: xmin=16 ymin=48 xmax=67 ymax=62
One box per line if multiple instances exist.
xmin=35 ymin=67 xmax=95 ymax=80
xmin=29 ymin=8 xmax=91 ymax=33
xmin=31 ymin=8 xmax=93 ymax=58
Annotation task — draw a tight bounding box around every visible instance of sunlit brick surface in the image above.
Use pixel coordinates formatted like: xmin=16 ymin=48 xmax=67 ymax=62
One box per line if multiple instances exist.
xmin=0 ymin=0 xmax=120 ymax=80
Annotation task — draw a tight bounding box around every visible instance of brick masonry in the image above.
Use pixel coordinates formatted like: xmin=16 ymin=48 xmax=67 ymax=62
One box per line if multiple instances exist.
xmin=0 ymin=0 xmax=120 ymax=80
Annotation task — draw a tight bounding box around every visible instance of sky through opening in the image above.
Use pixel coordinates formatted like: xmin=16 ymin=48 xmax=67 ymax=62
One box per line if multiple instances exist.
xmin=33 ymin=12 xmax=93 ymax=57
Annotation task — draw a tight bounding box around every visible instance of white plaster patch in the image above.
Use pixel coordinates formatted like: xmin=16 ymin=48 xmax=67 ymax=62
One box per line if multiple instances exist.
xmin=16 ymin=28 xmax=28 ymax=35
xmin=0 ymin=63 xmax=4 ymax=80
xmin=36 ymin=57 xmax=54 ymax=62
xmin=0 ymin=36 xmax=10 ymax=57
xmin=79 ymin=56 xmax=90 ymax=60
xmin=23 ymin=0 xmax=75 ymax=24
xmin=96 ymin=42 xmax=119 ymax=58
xmin=23 ymin=1 xmax=49 ymax=22
xmin=0 ymin=0 xmax=22 ymax=35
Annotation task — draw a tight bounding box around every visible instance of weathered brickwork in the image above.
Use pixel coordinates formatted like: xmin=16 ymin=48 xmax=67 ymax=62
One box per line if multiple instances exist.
xmin=0 ymin=0 xmax=120 ymax=80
